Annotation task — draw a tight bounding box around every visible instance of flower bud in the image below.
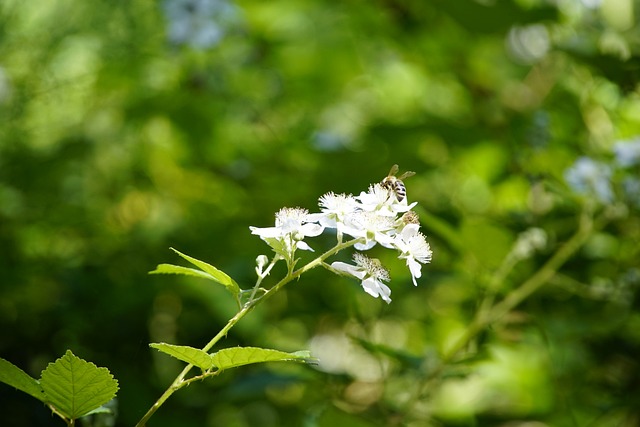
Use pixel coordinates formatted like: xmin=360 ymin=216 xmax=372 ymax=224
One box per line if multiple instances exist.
xmin=255 ymin=255 xmax=268 ymax=274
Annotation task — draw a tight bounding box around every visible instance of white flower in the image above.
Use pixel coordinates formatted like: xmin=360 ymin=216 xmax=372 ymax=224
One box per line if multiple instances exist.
xmin=341 ymin=211 xmax=397 ymax=250
xmin=250 ymin=207 xmax=323 ymax=253
xmin=332 ymin=253 xmax=392 ymax=303
xmin=393 ymin=224 xmax=432 ymax=286
xmin=306 ymin=192 xmax=360 ymax=230
xmin=356 ymin=184 xmax=417 ymax=217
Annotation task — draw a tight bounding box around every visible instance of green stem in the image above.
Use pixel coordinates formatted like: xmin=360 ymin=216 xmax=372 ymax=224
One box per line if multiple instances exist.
xmin=475 ymin=251 xmax=519 ymax=327
xmin=135 ymin=237 xmax=361 ymax=427
xmin=249 ymin=255 xmax=280 ymax=303
xmin=259 ymin=237 xmax=362 ymax=302
xmin=403 ymin=207 xmax=604 ymax=415
xmin=48 ymin=404 xmax=69 ymax=425
xmin=449 ymin=209 xmax=596 ymax=358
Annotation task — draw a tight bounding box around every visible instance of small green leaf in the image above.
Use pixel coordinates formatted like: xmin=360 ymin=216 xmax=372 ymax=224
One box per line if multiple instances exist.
xmin=40 ymin=350 xmax=119 ymax=420
xmin=0 ymin=357 xmax=46 ymax=402
xmin=150 ymin=343 xmax=214 ymax=370
xmin=211 ymin=347 xmax=316 ymax=371
xmin=150 ymin=264 xmax=216 ymax=281
xmin=262 ymin=238 xmax=289 ymax=259
xmin=168 ymin=248 xmax=241 ymax=297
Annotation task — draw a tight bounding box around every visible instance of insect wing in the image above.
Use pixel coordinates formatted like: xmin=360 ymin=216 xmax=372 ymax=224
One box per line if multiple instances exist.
xmin=398 ymin=171 xmax=415 ymax=180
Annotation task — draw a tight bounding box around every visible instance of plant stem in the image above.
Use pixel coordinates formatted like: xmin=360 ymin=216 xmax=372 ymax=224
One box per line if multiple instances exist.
xmin=403 ymin=207 xmax=603 ymax=416
xmin=135 ymin=238 xmax=361 ymax=426
xmin=454 ymin=209 xmax=596 ymax=354
xmin=249 ymin=255 xmax=280 ymax=303
xmin=48 ymin=404 xmax=69 ymax=425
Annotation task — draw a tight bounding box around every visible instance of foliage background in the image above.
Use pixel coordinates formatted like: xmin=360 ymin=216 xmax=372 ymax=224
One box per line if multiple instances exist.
xmin=1 ymin=0 xmax=639 ymax=426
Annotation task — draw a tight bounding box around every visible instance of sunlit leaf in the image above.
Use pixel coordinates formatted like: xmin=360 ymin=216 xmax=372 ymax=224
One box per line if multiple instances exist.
xmin=0 ymin=358 xmax=45 ymax=402
xmin=40 ymin=350 xmax=118 ymax=420
xmin=149 ymin=264 xmax=216 ymax=281
xmin=149 ymin=343 xmax=214 ymax=371
xmin=169 ymin=248 xmax=241 ymax=297
xmin=211 ymin=347 xmax=316 ymax=371
xmin=262 ymin=237 xmax=289 ymax=259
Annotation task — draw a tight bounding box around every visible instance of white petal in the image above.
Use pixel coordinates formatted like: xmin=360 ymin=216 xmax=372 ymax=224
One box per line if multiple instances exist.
xmin=250 ymin=226 xmax=283 ymax=238
xmin=361 ymin=278 xmax=392 ymax=303
xmin=375 ymin=232 xmax=396 ymax=249
xmin=354 ymin=240 xmax=377 ymax=251
xmin=280 ymin=219 xmax=302 ymax=234
xmin=319 ymin=215 xmax=339 ymax=228
xmin=297 ymin=241 xmax=314 ymax=252
xmin=300 ymin=223 xmax=325 ymax=237
xmin=341 ymin=224 xmax=366 ymax=239
xmin=407 ymin=258 xmax=422 ymax=285
xmin=400 ymin=223 xmax=420 ymax=239
xmin=305 ymin=212 xmax=327 ymax=223
xmin=331 ymin=262 xmax=366 ymax=279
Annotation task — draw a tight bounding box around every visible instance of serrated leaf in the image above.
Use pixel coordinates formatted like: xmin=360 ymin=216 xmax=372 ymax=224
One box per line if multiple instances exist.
xmin=211 ymin=347 xmax=316 ymax=371
xmin=168 ymin=248 xmax=241 ymax=297
xmin=0 ymin=358 xmax=46 ymax=402
xmin=40 ymin=350 xmax=119 ymax=420
xmin=149 ymin=343 xmax=214 ymax=370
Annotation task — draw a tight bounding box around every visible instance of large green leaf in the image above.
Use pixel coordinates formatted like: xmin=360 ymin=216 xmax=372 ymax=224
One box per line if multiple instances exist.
xmin=211 ymin=347 xmax=315 ymax=371
xmin=150 ymin=248 xmax=241 ymax=298
xmin=149 ymin=343 xmax=214 ymax=371
xmin=0 ymin=357 xmax=46 ymax=402
xmin=150 ymin=344 xmax=316 ymax=372
xmin=40 ymin=350 xmax=119 ymax=420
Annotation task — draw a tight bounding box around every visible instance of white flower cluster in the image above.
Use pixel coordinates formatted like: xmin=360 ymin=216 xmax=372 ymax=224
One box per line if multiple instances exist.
xmin=250 ymin=182 xmax=433 ymax=303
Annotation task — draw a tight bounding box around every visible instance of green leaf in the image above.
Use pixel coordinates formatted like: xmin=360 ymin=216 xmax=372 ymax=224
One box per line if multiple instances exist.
xmin=262 ymin=237 xmax=290 ymax=260
xmin=211 ymin=347 xmax=316 ymax=371
xmin=164 ymin=248 xmax=241 ymax=297
xmin=40 ymin=350 xmax=119 ymax=420
xmin=149 ymin=264 xmax=217 ymax=281
xmin=149 ymin=343 xmax=214 ymax=370
xmin=0 ymin=357 xmax=46 ymax=402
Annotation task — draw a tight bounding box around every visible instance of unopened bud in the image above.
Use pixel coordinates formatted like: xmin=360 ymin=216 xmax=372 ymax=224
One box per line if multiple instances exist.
xmin=256 ymin=255 xmax=268 ymax=274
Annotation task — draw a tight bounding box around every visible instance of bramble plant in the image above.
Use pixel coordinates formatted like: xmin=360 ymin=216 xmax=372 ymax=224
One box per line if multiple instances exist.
xmin=1 ymin=147 xmax=636 ymax=424
xmin=134 ymin=165 xmax=433 ymax=425
xmin=0 ymin=165 xmax=433 ymax=426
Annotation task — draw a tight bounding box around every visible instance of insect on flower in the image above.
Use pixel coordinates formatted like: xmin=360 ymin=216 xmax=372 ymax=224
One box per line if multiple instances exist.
xmin=380 ymin=164 xmax=415 ymax=202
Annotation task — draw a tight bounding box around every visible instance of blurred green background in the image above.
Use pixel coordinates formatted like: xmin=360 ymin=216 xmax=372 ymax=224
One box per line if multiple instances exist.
xmin=1 ymin=0 xmax=639 ymax=426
